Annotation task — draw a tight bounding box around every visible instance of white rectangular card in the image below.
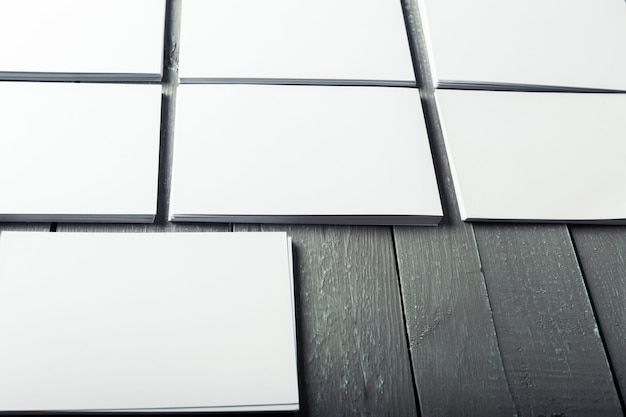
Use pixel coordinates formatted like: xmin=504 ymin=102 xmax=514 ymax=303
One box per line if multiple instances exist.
xmin=170 ymin=85 xmax=442 ymax=225
xmin=0 ymin=0 xmax=165 ymax=81
xmin=419 ymin=0 xmax=626 ymax=91
xmin=179 ymin=0 xmax=415 ymax=86
xmin=436 ymin=89 xmax=626 ymax=222
xmin=0 ymin=231 xmax=298 ymax=412
xmin=0 ymin=82 xmax=161 ymax=222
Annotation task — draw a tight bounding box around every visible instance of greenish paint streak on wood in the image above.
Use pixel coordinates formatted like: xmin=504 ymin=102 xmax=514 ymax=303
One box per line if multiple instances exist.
xmin=474 ymin=224 xmax=622 ymax=417
xmin=570 ymin=225 xmax=626 ymax=405
xmin=234 ymin=224 xmax=418 ymax=417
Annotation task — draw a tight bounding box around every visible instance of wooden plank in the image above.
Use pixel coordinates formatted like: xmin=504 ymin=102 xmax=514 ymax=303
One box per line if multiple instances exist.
xmin=394 ymin=2 xmax=516 ymax=415
xmin=234 ymin=224 xmax=418 ymax=417
xmin=154 ymin=0 xmax=179 ymax=225
xmin=394 ymin=225 xmax=517 ymax=417
xmin=392 ymin=101 xmax=516 ymax=414
xmin=473 ymin=224 xmax=622 ymax=417
xmin=570 ymin=225 xmax=626 ymax=404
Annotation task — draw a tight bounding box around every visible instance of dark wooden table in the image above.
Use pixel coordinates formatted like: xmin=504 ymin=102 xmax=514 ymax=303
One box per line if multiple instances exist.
xmin=3 ymin=1 xmax=625 ymax=416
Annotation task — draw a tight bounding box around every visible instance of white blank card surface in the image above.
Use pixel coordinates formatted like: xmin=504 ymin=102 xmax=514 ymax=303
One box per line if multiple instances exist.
xmin=0 ymin=82 xmax=161 ymax=222
xmin=179 ymin=0 xmax=416 ymax=85
xmin=170 ymin=85 xmax=442 ymax=225
xmin=0 ymin=0 xmax=165 ymax=81
xmin=0 ymin=231 xmax=298 ymax=412
xmin=436 ymin=89 xmax=626 ymax=222
xmin=419 ymin=0 xmax=626 ymax=91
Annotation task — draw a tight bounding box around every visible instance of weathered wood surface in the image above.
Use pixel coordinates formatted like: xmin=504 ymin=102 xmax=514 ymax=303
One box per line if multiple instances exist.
xmin=402 ymin=1 xmax=625 ymax=414
xmin=154 ymin=0 xmax=180 ymax=225
xmin=397 ymin=2 xmax=516 ymax=415
xmin=395 ymin=220 xmax=517 ymax=417
xmin=570 ymin=226 xmax=626 ymax=406
xmin=474 ymin=224 xmax=622 ymax=417
xmin=235 ymin=224 xmax=418 ymax=417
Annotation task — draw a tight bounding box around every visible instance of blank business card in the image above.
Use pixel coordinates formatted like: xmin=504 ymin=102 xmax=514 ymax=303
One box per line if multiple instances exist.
xmin=0 ymin=82 xmax=161 ymax=222
xmin=419 ymin=0 xmax=626 ymax=91
xmin=0 ymin=0 xmax=165 ymax=81
xmin=170 ymin=84 xmax=442 ymax=225
xmin=179 ymin=0 xmax=416 ymax=86
xmin=0 ymin=231 xmax=298 ymax=412
xmin=436 ymin=89 xmax=626 ymax=222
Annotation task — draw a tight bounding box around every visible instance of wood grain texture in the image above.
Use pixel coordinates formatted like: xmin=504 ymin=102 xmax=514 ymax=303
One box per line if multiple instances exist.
xmin=234 ymin=224 xmax=418 ymax=417
xmin=570 ymin=225 xmax=626 ymax=404
xmin=474 ymin=224 xmax=622 ymax=417
xmin=394 ymin=225 xmax=517 ymax=417
xmin=391 ymin=98 xmax=517 ymax=415
xmin=395 ymin=1 xmax=517 ymax=415
xmin=154 ymin=0 xmax=180 ymax=225
xmin=391 ymin=75 xmax=516 ymax=416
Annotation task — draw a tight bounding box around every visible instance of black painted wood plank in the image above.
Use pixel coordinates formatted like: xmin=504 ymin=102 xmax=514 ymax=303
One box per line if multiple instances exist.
xmin=154 ymin=0 xmax=180 ymax=226
xmin=234 ymin=224 xmax=418 ymax=417
xmin=570 ymin=225 xmax=626 ymax=405
xmin=391 ymin=87 xmax=516 ymax=414
xmin=474 ymin=224 xmax=622 ymax=417
xmin=394 ymin=224 xmax=517 ymax=417
xmin=395 ymin=1 xmax=517 ymax=415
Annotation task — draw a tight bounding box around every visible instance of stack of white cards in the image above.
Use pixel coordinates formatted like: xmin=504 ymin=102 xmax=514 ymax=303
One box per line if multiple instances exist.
xmin=178 ymin=0 xmax=415 ymax=86
xmin=436 ymin=89 xmax=626 ymax=223
xmin=0 ymin=0 xmax=165 ymax=81
xmin=0 ymin=231 xmax=299 ymax=413
xmin=0 ymin=82 xmax=161 ymax=223
xmin=170 ymin=84 xmax=443 ymax=225
xmin=418 ymin=0 xmax=626 ymax=91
